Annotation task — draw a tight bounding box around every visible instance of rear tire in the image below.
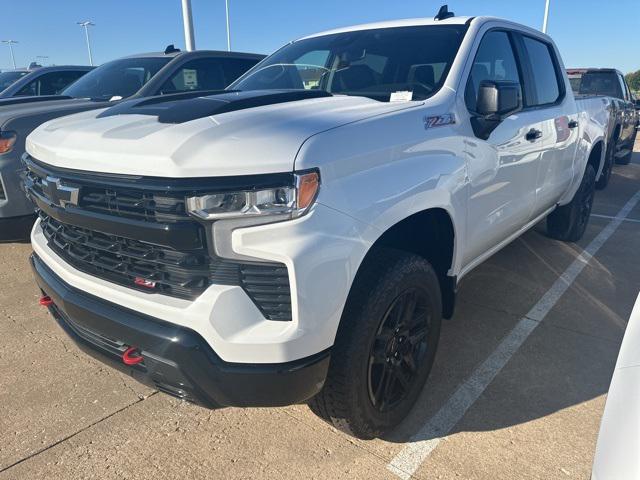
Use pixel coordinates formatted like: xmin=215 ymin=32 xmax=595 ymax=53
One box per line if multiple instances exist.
xmin=615 ymin=132 xmax=636 ymax=165
xmin=595 ymin=141 xmax=614 ymax=190
xmin=547 ymin=164 xmax=596 ymax=242
xmin=309 ymin=248 xmax=442 ymax=439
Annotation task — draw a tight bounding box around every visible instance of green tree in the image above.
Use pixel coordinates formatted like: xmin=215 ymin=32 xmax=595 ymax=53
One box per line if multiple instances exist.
xmin=625 ymin=70 xmax=640 ymax=93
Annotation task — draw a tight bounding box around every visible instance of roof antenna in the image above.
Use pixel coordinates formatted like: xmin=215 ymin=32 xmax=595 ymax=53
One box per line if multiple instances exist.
xmin=164 ymin=44 xmax=181 ymax=55
xmin=434 ymin=5 xmax=455 ymax=21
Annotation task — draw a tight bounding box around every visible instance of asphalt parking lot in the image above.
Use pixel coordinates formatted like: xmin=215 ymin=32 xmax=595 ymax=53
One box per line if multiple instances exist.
xmin=1 ymin=141 xmax=639 ymax=480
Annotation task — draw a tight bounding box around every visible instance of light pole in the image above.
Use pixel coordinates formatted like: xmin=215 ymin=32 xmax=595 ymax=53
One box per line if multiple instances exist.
xmin=181 ymin=0 xmax=196 ymax=51
xmin=225 ymin=0 xmax=231 ymax=52
xmin=77 ymin=21 xmax=95 ymax=66
xmin=542 ymin=0 xmax=551 ymax=33
xmin=1 ymin=40 xmax=18 ymax=69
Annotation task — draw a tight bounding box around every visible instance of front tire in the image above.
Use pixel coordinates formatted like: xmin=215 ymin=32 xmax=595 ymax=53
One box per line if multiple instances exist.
xmin=547 ymin=164 xmax=596 ymax=242
xmin=309 ymin=249 xmax=442 ymax=439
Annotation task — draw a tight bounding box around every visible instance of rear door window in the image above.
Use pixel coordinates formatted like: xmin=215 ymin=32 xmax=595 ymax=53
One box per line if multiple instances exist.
xmin=521 ymin=36 xmax=562 ymax=106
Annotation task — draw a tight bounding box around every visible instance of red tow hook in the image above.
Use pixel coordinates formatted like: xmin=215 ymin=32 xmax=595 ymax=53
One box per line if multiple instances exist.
xmin=39 ymin=295 xmax=54 ymax=307
xmin=122 ymin=346 xmax=144 ymax=366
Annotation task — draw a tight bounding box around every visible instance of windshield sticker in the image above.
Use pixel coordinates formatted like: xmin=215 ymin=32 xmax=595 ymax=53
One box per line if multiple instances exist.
xmin=390 ymin=91 xmax=414 ymax=102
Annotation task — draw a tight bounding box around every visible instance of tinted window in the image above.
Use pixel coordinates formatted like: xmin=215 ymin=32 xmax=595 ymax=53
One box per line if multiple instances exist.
xmin=617 ymin=74 xmax=629 ymax=101
xmin=233 ymin=25 xmax=467 ymax=102
xmin=578 ymin=72 xmax=622 ymax=98
xmin=522 ymin=36 xmax=561 ymax=106
xmin=63 ymin=57 xmax=170 ymax=100
xmin=159 ymin=57 xmax=258 ymax=94
xmin=465 ymin=31 xmax=521 ymax=112
xmin=0 ymin=71 xmax=28 ymax=90
xmin=16 ymin=71 xmax=87 ymax=96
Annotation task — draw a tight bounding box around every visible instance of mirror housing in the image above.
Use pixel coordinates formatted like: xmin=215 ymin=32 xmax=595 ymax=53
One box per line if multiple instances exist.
xmin=471 ymin=80 xmax=523 ymax=139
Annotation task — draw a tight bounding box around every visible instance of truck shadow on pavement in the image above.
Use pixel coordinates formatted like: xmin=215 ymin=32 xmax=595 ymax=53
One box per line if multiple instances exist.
xmin=381 ymin=151 xmax=640 ymax=444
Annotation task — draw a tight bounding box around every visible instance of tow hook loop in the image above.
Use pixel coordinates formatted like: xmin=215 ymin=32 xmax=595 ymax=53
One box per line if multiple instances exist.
xmin=39 ymin=295 xmax=54 ymax=306
xmin=122 ymin=346 xmax=144 ymax=365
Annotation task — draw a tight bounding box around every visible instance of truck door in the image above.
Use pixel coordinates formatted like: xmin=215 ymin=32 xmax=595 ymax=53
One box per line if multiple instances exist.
xmin=617 ymin=73 xmax=635 ymax=148
xmin=518 ymin=35 xmax=578 ymax=217
xmin=462 ymin=30 xmax=542 ymax=267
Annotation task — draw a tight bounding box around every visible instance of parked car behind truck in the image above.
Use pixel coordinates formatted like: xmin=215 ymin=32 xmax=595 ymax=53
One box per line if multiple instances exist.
xmin=0 ymin=65 xmax=94 ymax=99
xmin=568 ymin=68 xmax=638 ymax=178
xmin=26 ymin=11 xmax=608 ymax=439
xmin=0 ymin=48 xmax=264 ymax=240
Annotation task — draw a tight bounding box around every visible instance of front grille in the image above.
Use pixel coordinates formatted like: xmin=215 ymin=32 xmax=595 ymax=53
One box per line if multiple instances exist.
xmin=80 ymin=187 xmax=187 ymax=223
xmin=25 ymin=156 xmax=294 ymax=321
xmin=39 ymin=213 xmax=292 ymax=320
xmin=40 ymin=213 xmax=211 ymax=299
xmin=25 ymin=168 xmax=188 ymax=224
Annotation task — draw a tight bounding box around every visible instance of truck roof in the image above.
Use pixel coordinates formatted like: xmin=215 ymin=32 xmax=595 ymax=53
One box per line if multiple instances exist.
xmin=300 ymin=16 xmax=473 ymax=40
xmin=567 ymin=68 xmax=623 ymax=75
xmin=121 ymin=50 xmax=265 ymax=60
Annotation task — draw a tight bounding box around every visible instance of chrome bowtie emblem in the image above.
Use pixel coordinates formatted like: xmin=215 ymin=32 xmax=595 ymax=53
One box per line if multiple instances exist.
xmin=42 ymin=176 xmax=79 ymax=208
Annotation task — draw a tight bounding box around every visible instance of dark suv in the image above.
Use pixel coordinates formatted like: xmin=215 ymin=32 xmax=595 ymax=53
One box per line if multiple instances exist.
xmin=0 ymin=47 xmax=264 ymax=239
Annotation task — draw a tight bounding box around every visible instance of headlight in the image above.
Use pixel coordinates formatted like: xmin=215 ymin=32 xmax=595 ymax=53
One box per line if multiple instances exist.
xmin=0 ymin=131 xmax=17 ymax=154
xmin=186 ymin=170 xmax=320 ymax=222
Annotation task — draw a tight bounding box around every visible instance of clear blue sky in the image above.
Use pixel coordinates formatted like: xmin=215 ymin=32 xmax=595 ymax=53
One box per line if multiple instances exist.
xmin=3 ymin=0 xmax=639 ymax=73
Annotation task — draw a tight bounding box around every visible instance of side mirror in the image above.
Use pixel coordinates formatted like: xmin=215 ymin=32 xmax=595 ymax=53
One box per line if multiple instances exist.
xmin=472 ymin=80 xmax=523 ymax=139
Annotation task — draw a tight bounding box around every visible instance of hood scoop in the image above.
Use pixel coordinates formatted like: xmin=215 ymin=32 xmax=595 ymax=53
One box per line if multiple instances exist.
xmin=97 ymin=89 xmax=333 ymax=124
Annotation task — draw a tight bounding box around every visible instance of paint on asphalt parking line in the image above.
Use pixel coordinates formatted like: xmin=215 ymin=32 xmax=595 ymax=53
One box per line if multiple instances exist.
xmin=387 ymin=189 xmax=640 ymax=480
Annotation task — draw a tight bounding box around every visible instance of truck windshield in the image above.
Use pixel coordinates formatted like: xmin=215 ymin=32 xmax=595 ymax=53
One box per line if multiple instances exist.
xmin=62 ymin=57 xmax=171 ymax=101
xmin=232 ymin=25 xmax=466 ymax=102
xmin=0 ymin=71 xmax=28 ymax=91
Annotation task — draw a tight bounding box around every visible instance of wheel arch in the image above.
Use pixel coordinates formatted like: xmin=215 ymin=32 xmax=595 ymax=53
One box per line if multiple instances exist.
xmin=348 ymin=207 xmax=459 ymax=320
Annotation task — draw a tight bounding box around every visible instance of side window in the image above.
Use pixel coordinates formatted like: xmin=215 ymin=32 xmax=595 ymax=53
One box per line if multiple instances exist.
xmin=16 ymin=71 xmax=86 ymax=96
xmin=16 ymin=79 xmax=37 ymax=97
xmin=521 ymin=37 xmax=561 ymax=106
xmin=159 ymin=59 xmax=228 ymax=94
xmin=38 ymin=71 xmax=87 ymax=95
xmin=465 ymin=31 xmax=521 ymax=112
xmin=617 ymin=74 xmax=629 ymax=101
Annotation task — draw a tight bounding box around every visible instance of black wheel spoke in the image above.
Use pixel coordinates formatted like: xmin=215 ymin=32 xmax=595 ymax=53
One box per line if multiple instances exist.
xmin=399 ymin=292 xmax=417 ymax=329
xmin=395 ymin=366 xmax=411 ymax=390
xmin=367 ymin=287 xmax=434 ymax=413
xmin=403 ymin=352 xmax=417 ymax=373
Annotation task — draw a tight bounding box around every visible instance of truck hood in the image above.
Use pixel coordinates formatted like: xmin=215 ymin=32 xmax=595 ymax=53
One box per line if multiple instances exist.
xmin=0 ymin=98 xmax=109 ymax=129
xmin=27 ymin=93 xmax=420 ymax=177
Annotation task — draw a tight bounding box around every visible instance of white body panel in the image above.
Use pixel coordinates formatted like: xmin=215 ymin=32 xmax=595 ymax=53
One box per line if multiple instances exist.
xmin=592 ymin=294 xmax=640 ymax=480
xmin=27 ymin=16 xmax=608 ymax=364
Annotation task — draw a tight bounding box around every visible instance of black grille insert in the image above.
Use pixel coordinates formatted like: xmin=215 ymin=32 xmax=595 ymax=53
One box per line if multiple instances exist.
xmin=39 ymin=213 xmax=292 ymax=320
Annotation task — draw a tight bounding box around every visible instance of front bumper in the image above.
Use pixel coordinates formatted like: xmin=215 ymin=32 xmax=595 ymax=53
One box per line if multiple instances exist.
xmin=31 ymin=253 xmax=330 ymax=407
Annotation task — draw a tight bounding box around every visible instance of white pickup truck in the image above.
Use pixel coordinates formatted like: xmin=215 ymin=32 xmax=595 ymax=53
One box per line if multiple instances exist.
xmin=25 ymin=10 xmax=609 ymax=439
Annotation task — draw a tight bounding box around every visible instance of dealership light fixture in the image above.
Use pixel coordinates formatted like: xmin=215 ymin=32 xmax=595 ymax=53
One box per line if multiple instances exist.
xmin=77 ymin=21 xmax=95 ymax=66
xmin=181 ymin=0 xmax=196 ymax=51
xmin=225 ymin=0 xmax=231 ymax=52
xmin=1 ymin=40 xmax=18 ymax=69
xmin=542 ymin=0 xmax=551 ymax=33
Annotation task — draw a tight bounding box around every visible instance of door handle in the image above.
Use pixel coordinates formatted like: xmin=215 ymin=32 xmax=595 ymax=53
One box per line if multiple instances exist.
xmin=568 ymin=120 xmax=579 ymax=129
xmin=526 ymin=128 xmax=543 ymax=141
